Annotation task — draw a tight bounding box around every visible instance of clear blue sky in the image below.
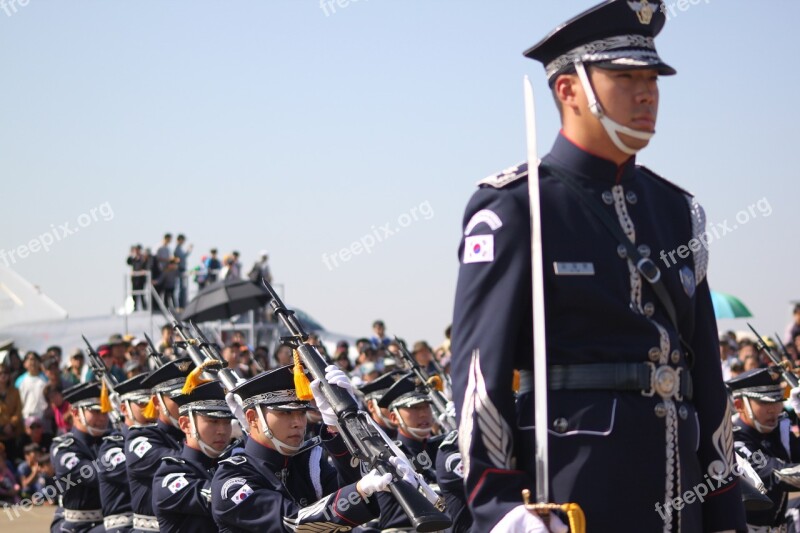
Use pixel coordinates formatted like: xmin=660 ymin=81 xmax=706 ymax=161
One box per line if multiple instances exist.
xmin=1 ymin=0 xmax=797 ymax=347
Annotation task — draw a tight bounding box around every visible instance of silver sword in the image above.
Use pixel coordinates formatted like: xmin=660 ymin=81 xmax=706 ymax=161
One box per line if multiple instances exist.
xmin=523 ymin=75 xmax=549 ymax=504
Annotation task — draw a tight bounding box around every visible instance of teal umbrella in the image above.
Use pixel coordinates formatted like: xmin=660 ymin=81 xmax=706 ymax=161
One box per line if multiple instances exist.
xmin=710 ymin=291 xmax=752 ymax=319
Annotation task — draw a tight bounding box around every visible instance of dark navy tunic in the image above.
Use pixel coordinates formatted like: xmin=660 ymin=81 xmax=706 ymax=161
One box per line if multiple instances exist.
xmin=734 ymin=417 xmax=800 ymax=527
xmin=51 ymin=428 xmax=106 ymax=533
xmin=98 ymin=426 xmax=132 ymax=532
xmin=124 ymin=420 xmax=183 ymax=531
xmin=211 ymin=429 xmax=377 ymax=532
xmin=451 ymin=133 xmax=746 ymax=532
xmin=436 ymin=430 xmax=472 ymax=533
xmin=152 ymin=444 xmax=219 ymax=533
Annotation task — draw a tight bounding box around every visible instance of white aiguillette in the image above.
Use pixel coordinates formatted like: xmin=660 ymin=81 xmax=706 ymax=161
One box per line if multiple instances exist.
xmin=553 ymin=262 xmax=595 ymax=276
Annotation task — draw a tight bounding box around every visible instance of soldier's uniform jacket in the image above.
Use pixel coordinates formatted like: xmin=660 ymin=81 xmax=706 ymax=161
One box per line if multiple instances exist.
xmin=152 ymin=444 xmax=220 ymax=533
xmin=451 ymin=133 xmax=744 ymax=532
xmin=51 ymin=428 xmax=106 ymax=533
xmin=734 ymin=417 xmax=800 ymax=527
xmin=98 ymin=426 xmax=133 ymax=532
xmin=375 ymin=432 xmax=441 ymax=531
xmin=124 ymin=420 xmax=183 ymax=532
xmin=435 ymin=430 xmax=472 ymax=533
xmin=211 ymin=429 xmax=377 ymax=532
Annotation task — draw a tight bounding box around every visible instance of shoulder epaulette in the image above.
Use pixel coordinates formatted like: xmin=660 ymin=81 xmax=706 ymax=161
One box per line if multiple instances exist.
xmin=161 ymin=456 xmax=185 ymax=464
xmin=440 ymin=430 xmax=459 ymax=447
xmin=637 ymin=165 xmax=693 ymax=198
xmin=428 ymin=434 xmax=447 ymax=448
xmin=477 ymin=162 xmax=529 ymax=189
xmin=103 ymin=434 xmax=124 ymax=443
xmin=219 ymin=455 xmax=247 ymax=466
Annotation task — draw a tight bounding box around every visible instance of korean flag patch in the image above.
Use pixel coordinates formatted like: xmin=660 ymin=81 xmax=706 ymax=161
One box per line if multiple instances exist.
xmin=130 ymin=437 xmax=152 ymax=458
xmin=231 ymin=484 xmax=253 ymax=505
xmin=163 ymin=473 xmax=189 ymax=494
xmin=61 ymin=452 xmax=79 ymax=470
xmin=464 ymin=235 xmax=494 ymax=264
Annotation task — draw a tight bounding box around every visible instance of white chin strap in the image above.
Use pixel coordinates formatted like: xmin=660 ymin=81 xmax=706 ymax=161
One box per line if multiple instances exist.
xmin=392 ymin=408 xmax=432 ymax=440
xmin=257 ymin=407 xmax=302 ymax=456
xmin=574 ymin=61 xmax=654 ymax=156
xmin=743 ymin=397 xmax=778 ymax=434
xmin=370 ymin=399 xmax=395 ymax=429
xmin=158 ymin=392 xmax=181 ymax=430
xmin=188 ymin=411 xmax=225 ymax=458
xmin=79 ymin=408 xmax=106 ymax=437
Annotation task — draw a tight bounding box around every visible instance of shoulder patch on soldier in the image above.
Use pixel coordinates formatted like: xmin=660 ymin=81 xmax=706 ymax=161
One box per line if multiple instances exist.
xmin=440 ymin=430 xmax=459 ymax=447
xmin=445 ymin=453 xmax=465 ymax=478
xmin=103 ymin=447 xmax=126 ymax=468
xmin=219 ymin=455 xmax=247 ymax=466
xmin=61 ymin=452 xmax=80 ymax=470
xmin=103 ymin=434 xmax=124 ymax=443
xmin=463 ymin=235 xmax=494 ymax=264
xmin=161 ymin=456 xmax=186 ymax=464
xmin=636 ymin=165 xmax=693 ymax=197
xmin=221 ymin=477 xmax=253 ymax=505
xmin=162 ymin=472 xmax=190 ymax=494
xmin=477 ymin=161 xmax=529 ymax=189
xmin=129 ymin=436 xmax=152 ymax=458
xmin=464 ymin=210 xmax=503 ymax=236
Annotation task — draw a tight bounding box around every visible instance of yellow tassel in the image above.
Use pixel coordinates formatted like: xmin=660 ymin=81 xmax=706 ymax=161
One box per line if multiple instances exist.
xmin=560 ymin=502 xmax=586 ymax=533
xmin=293 ymin=350 xmax=314 ymax=401
xmin=100 ymin=381 xmax=112 ymax=414
xmin=181 ymin=360 xmax=218 ymax=395
xmin=427 ymin=375 xmax=443 ymax=392
xmin=512 ymin=370 xmax=520 ymax=393
xmin=142 ymin=397 xmax=159 ymax=420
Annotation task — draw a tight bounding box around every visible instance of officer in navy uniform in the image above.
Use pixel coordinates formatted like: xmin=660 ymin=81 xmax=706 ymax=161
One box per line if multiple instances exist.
xmin=728 ymin=368 xmax=800 ymax=531
xmin=450 ymin=1 xmax=745 ymax=531
xmin=98 ymin=373 xmax=153 ymax=533
xmin=153 ymin=381 xmax=234 ymax=532
xmin=436 ymin=430 xmax=472 ymax=533
xmin=51 ymin=382 xmax=110 ymax=533
xmin=373 ymin=373 xmax=445 ymax=532
xmin=125 ymin=358 xmax=195 ymax=533
xmin=211 ymin=364 xmax=409 ymax=532
xmin=357 ymin=370 xmax=402 ymax=440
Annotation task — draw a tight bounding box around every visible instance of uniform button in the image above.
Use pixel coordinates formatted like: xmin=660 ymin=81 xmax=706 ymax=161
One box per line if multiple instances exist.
xmin=671 ymin=350 xmax=681 ymax=364
xmin=602 ymin=191 xmax=614 ymax=205
xmin=617 ymin=244 xmax=627 ymax=259
xmin=626 ymin=191 xmax=638 ymax=204
xmin=654 ymin=403 xmax=666 ymax=418
xmin=637 ymin=244 xmax=650 ymax=258
xmin=643 ymin=302 xmax=655 ymax=317
xmin=552 ymin=417 xmax=569 ymax=434
xmin=679 ymin=406 xmax=688 ymax=420
xmin=648 ymin=347 xmax=661 ymax=362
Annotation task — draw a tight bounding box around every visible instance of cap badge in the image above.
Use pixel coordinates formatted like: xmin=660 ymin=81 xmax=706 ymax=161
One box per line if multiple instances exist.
xmin=176 ymin=361 xmax=192 ymax=372
xmin=628 ymin=1 xmax=657 ymax=25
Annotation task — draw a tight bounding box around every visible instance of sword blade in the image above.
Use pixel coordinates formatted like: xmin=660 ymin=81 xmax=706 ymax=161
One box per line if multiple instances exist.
xmin=524 ymin=76 xmax=549 ymax=504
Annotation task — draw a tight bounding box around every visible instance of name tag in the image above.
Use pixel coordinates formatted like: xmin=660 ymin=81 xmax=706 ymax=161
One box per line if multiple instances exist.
xmin=553 ymin=262 xmax=595 ymax=276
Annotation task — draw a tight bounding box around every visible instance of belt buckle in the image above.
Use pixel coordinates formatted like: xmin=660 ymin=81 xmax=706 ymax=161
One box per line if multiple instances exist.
xmin=642 ymin=363 xmax=682 ymax=400
xmin=636 ymin=257 xmax=661 ymax=283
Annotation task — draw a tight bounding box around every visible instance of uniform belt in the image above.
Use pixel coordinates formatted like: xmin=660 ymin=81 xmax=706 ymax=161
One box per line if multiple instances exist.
xmin=518 ymin=363 xmax=693 ymax=400
xmin=104 ymin=513 xmax=134 ymax=529
xmin=133 ymin=513 xmax=160 ymax=531
xmin=64 ymin=509 xmax=103 ymax=523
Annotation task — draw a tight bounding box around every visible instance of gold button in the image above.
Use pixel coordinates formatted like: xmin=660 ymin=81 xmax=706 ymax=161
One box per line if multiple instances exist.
xmin=654 ymin=403 xmax=666 ymax=418
xmin=648 ymin=347 xmax=661 ymax=362
xmin=671 ymin=350 xmax=680 ymax=364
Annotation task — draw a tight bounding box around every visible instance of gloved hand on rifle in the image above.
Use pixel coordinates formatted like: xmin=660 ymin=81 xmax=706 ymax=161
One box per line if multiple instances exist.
xmin=311 ymin=365 xmax=356 ymax=426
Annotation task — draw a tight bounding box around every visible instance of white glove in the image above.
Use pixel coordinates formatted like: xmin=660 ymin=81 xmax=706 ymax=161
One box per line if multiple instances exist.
xmin=490 ymin=504 xmax=567 ymax=533
xmin=789 ymin=386 xmax=800 ymax=413
xmin=389 ymin=455 xmax=419 ymax=488
xmin=310 ymin=380 xmax=338 ymax=426
xmin=225 ymin=392 xmax=249 ymax=431
xmin=324 ymin=365 xmax=355 ymax=398
xmin=357 ymin=468 xmax=393 ymax=497
xmin=445 ymin=400 xmax=456 ymax=419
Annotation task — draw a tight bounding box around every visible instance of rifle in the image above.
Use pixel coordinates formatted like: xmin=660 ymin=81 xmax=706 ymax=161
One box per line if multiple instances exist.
xmin=393 ymin=337 xmax=456 ymax=434
xmin=775 ymin=333 xmax=794 ymax=364
xmin=81 ymin=335 xmax=124 ymax=429
xmin=748 ymin=323 xmax=799 ymax=388
xmin=262 ymin=279 xmax=451 ymax=532
xmin=143 ymin=333 xmax=166 ymax=369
